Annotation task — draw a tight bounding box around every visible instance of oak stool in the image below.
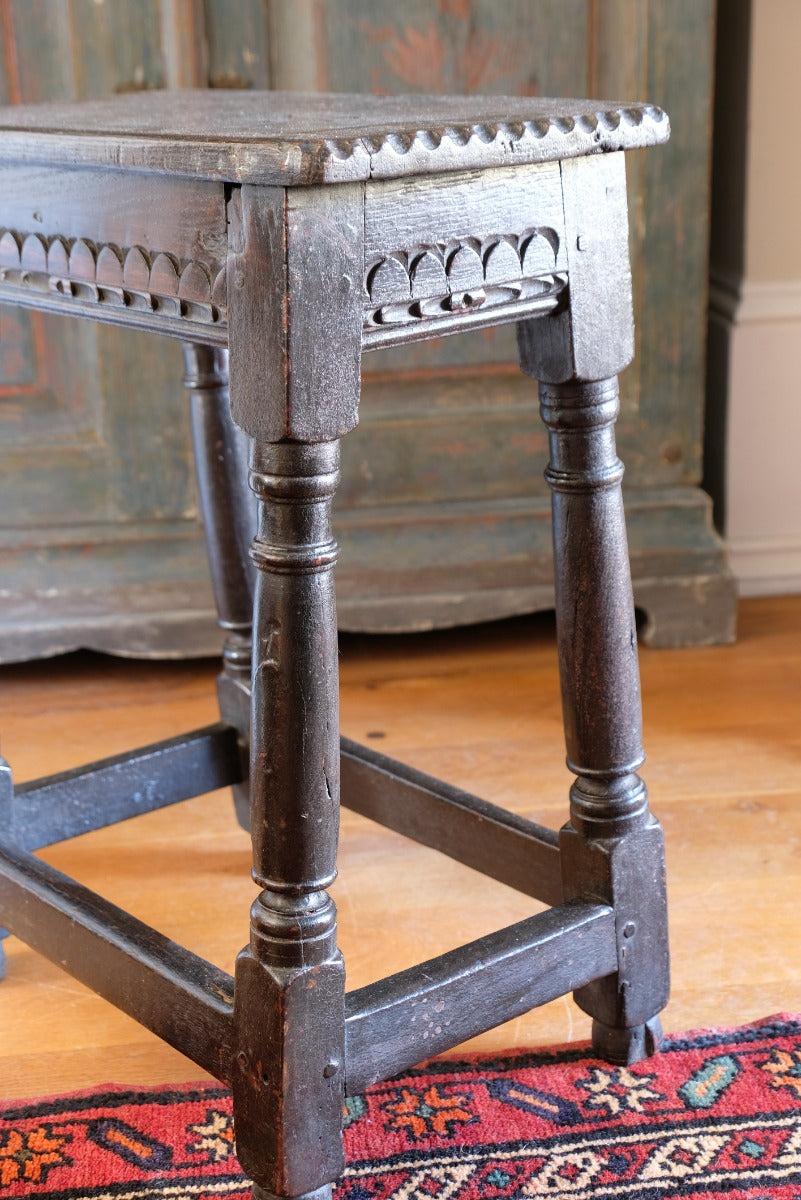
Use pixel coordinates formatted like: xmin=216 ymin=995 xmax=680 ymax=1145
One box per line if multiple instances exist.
xmin=0 ymin=91 xmax=671 ymax=1199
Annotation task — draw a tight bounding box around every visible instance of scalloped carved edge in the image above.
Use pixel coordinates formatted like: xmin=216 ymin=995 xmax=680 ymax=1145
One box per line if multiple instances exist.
xmin=364 ymin=227 xmax=564 ymax=329
xmin=325 ymin=104 xmax=669 ymax=164
xmin=0 ymin=229 xmax=227 ymax=324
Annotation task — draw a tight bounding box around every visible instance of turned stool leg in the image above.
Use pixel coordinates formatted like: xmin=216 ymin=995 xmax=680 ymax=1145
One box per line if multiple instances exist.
xmin=182 ymin=343 xmax=256 ymax=825
xmin=540 ymin=376 xmax=669 ymax=1064
xmin=231 ymin=440 xmax=345 ymax=1200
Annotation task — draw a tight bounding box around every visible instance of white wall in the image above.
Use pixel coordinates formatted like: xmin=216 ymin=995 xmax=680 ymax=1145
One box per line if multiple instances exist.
xmin=709 ymin=0 xmax=801 ymax=595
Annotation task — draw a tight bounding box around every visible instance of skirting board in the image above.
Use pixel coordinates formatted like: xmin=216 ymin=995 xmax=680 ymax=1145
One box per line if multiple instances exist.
xmin=709 ymin=270 xmax=801 ymax=597
xmin=728 ymin=534 xmax=801 ymax=598
xmin=709 ymin=270 xmax=801 ymax=325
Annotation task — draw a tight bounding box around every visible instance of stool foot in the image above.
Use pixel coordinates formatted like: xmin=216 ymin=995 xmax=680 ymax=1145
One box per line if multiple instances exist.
xmin=592 ymin=1015 xmax=663 ymax=1066
xmin=0 ymin=937 xmax=6 ymax=981
xmin=252 ymin=1187 xmax=331 ymax=1200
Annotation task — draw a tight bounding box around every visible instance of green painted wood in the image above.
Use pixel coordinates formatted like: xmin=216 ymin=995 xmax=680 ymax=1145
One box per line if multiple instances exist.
xmin=0 ymin=0 xmax=735 ymax=660
xmin=203 ymin=0 xmax=272 ymax=90
xmin=8 ymin=0 xmax=74 ymax=103
xmin=313 ymin=0 xmax=590 ymax=97
xmin=0 ymin=0 xmax=216 ymax=661
xmin=0 ymin=308 xmax=34 ymax=386
xmin=0 ymin=11 xmax=11 ymax=106
xmin=97 ymin=328 xmax=193 ymax=521
xmin=302 ymin=0 xmax=734 ymax=645
xmin=631 ymin=0 xmax=716 ymax=486
xmin=69 ymin=0 xmax=167 ymax=96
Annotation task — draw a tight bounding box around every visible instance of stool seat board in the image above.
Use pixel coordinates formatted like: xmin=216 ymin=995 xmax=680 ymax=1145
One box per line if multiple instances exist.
xmin=0 ymin=90 xmax=669 ymax=184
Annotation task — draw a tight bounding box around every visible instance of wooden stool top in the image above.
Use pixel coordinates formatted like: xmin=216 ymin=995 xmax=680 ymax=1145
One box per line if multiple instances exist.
xmin=0 ymin=90 xmax=669 ymax=184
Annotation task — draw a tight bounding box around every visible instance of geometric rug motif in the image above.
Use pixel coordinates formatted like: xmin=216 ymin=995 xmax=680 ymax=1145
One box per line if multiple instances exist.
xmin=1 ymin=1016 xmax=800 ymax=1198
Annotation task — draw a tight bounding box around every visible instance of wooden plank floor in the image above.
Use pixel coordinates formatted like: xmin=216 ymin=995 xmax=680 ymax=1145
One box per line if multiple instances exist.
xmin=1 ymin=594 xmax=799 ymax=1100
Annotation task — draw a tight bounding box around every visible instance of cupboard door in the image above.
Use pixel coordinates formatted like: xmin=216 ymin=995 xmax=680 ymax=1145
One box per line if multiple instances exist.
xmin=256 ymin=0 xmax=735 ymax=646
xmin=0 ymin=0 xmax=218 ymax=661
xmin=0 ymin=0 xmax=734 ymax=661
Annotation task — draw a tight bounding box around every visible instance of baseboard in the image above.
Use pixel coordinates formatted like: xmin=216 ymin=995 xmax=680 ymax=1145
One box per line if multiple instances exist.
xmin=727 ymin=534 xmax=801 ymax=598
xmin=708 ymin=268 xmax=801 ymax=596
xmin=710 ymin=269 xmax=801 ymax=325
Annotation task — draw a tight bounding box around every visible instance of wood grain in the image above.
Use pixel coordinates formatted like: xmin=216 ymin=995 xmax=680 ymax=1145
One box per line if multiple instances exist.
xmin=1 ymin=595 xmax=799 ymax=1100
xmin=0 ymin=91 xmax=669 ymax=184
xmin=0 ymin=0 xmax=216 ymax=663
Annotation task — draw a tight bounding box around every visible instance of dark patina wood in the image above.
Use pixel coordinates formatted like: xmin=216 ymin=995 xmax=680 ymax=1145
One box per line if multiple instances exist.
xmin=340 ymin=737 xmax=563 ymax=905
xmin=8 ymin=724 xmax=243 ymax=851
xmin=0 ymin=838 xmax=234 ymax=1081
xmin=233 ymin=439 xmax=346 ymax=1195
xmin=0 ymin=89 xmax=671 ymax=1200
xmin=182 ymin=344 xmax=254 ymax=825
xmin=344 ymin=902 xmax=618 ymax=1093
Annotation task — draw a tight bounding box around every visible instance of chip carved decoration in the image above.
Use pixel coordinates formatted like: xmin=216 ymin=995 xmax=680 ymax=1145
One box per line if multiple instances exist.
xmin=0 ymin=229 xmax=227 ymax=325
xmin=364 ymin=226 xmax=566 ymax=330
xmin=320 ymin=103 xmax=669 ymax=174
xmin=0 ymin=222 xmax=568 ymax=343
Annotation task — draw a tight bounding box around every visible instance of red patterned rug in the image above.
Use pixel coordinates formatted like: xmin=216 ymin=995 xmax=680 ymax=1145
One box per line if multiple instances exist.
xmin=2 ymin=1016 xmax=801 ymax=1198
